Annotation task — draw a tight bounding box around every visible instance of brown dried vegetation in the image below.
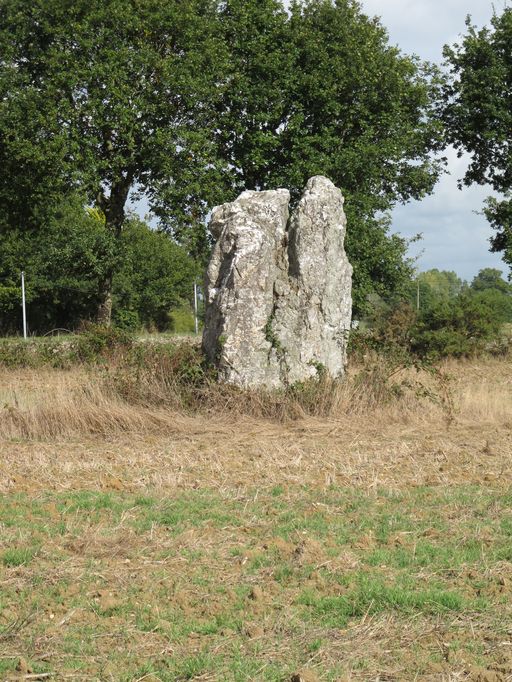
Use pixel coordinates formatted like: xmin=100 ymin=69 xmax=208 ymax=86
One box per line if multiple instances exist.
xmin=0 ymin=358 xmax=511 ymax=680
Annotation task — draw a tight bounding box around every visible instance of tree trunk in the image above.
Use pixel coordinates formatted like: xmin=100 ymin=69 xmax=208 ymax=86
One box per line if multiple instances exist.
xmin=94 ymin=177 xmax=132 ymax=326
xmin=96 ymin=272 xmax=114 ymax=326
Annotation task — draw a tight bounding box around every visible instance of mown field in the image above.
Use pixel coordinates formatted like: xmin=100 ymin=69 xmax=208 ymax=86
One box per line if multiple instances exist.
xmin=0 ymin=357 xmax=511 ymax=681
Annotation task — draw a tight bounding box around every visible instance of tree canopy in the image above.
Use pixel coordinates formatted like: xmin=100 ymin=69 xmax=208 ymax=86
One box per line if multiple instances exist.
xmin=0 ymin=200 xmax=198 ymax=335
xmin=0 ymin=0 xmax=227 ymax=322
xmin=441 ymin=8 xmax=512 ymax=272
xmin=470 ymin=268 xmax=511 ymax=294
xmin=215 ymin=0 xmax=444 ymax=313
xmin=1 ymin=0 xmax=445 ymax=323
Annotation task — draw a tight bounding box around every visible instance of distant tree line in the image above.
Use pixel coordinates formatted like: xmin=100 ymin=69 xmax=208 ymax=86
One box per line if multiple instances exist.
xmin=408 ymin=268 xmax=512 ymax=357
xmin=356 ymin=267 xmax=512 ymax=360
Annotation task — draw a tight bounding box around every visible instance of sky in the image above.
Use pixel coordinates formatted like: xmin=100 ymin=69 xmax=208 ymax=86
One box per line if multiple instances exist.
xmin=137 ymin=1 xmax=509 ymax=281
xmin=359 ymin=0 xmax=509 ymax=281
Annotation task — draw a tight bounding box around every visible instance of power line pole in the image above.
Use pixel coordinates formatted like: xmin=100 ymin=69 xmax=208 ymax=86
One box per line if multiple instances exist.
xmin=21 ymin=271 xmax=27 ymax=339
xmin=193 ymin=282 xmax=199 ymax=335
xmin=416 ymin=278 xmax=420 ymax=311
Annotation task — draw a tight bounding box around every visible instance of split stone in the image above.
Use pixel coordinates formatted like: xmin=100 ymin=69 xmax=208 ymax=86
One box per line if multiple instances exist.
xmin=202 ymin=176 xmax=352 ymax=388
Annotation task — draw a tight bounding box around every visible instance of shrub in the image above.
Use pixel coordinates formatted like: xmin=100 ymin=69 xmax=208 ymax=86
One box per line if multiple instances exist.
xmin=0 ymin=286 xmax=21 ymax=334
xmin=412 ymin=294 xmax=503 ymax=359
xmin=0 ymin=339 xmax=32 ymax=367
xmin=168 ymin=306 xmax=197 ymax=334
xmin=75 ymin=324 xmax=134 ymax=362
xmin=113 ymin=309 xmax=140 ymax=333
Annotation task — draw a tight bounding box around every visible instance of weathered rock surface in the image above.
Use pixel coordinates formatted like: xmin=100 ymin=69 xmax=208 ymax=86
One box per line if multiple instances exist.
xmin=202 ymin=176 xmax=352 ymax=388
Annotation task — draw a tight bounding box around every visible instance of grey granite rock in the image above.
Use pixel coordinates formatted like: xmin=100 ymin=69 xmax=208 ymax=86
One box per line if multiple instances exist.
xmin=202 ymin=177 xmax=352 ymax=388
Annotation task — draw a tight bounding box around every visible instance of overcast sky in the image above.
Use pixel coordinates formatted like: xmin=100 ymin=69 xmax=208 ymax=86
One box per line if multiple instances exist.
xmin=359 ymin=0 xmax=509 ymax=280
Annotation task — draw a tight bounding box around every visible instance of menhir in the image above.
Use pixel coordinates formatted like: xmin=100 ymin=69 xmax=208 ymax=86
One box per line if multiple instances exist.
xmin=202 ymin=176 xmax=353 ymax=388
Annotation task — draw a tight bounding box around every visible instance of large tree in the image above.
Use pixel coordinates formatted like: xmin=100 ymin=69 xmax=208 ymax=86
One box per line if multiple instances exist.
xmin=0 ymin=0 xmax=227 ymax=324
xmin=441 ymin=9 xmax=512 ymax=272
xmin=2 ymin=0 xmax=444 ymax=320
xmin=0 ymin=197 xmax=197 ymax=335
xmin=214 ymin=0 xmax=444 ymax=313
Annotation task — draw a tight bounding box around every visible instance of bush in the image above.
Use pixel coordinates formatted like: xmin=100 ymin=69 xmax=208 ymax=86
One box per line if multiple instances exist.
xmin=0 ymin=286 xmax=21 ymax=334
xmin=113 ymin=309 xmax=140 ymax=333
xmin=348 ymin=302 xmax=417 ymax=365
xmin=168 ymin=306 xmax=197 ymax=334
xmin=412 ymin=294 xmax=503 ymax=359
xmin=75 ymin=324 xmax=134 ymax=362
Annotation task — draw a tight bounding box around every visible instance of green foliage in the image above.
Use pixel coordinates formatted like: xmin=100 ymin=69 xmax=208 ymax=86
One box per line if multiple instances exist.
xmin=471 ymin=268 xmax=512 ymax=295
xmin=264 ymin=313 xmax=284 ymax=354
xmin=419 ymin=269 xmax=464 ymax=300
xmin=413 ymin=294 xmax=504 ymax=359
xmin=403 ymin=269 xmax=466 ymax=316
xmin=470 ymin=289 xmax=512 ymax=325
xmin=352 ymin=269 xmax=511 ymax=363
xmin=0 ymin=287 xmax=20 ymax=333
xmin=0 ymin=0 xmax=445 ymax=316
xmin=0 ymin=194 xmax=116 ymax=333
xmin=441 ymin=9 xmax=512 ymax=271
xmin=75 ymin=324 xmax=134 ymax=363
xmin=2 ymin=547 xmax=38 ymax=567
xmin=113 ymin=218 xmax=198 ymax=332
xmin=214 ymin=0 xmax=443 ymax=314
xmin=168 ymin=306 xmax=196 ymax=334
xmin=0 ymin=199 xmax=198 ymax=334
xmin=112 ymin=309 xmax=140 ymax=333
xmin=0 ymin=0 xmax=228 ymax=319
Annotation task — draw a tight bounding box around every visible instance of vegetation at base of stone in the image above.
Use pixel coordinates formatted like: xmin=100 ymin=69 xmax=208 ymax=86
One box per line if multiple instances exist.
xmin=441 ymin=7 xmax=512 ymax=269
xmin=0 ymin=0 xmax=446 ymax=325
xmin=0 ymin=328 xmax=438 ymax=422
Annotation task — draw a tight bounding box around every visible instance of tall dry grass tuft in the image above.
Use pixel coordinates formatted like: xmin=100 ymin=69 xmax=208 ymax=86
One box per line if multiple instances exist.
xmin=0 ymin=363 xmax=448 ymax=441
xmin=442 ymin=358 xmax=512 ymax=425
xmin=0 ymin=349 xmax=510 ymax=440
xmin=0 ymin=369 xmax=185 ymax=439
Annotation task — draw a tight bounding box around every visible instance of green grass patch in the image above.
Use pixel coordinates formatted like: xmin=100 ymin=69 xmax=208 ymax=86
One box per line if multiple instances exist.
xmin=2 ymin=546 xmax=38 ymax=567
xmin=1 ymin=484 xmax=511 ymax=679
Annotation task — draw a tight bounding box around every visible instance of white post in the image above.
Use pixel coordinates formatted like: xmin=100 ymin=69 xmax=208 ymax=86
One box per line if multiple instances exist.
xmin=193 ymin=282 xmax=199 ymax=335
xmin=21 ymin=271 xmax=27 ymax=339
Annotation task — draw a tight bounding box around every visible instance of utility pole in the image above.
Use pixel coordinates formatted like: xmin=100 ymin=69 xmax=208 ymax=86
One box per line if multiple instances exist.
xmin=416 ymin=278 xmax=420 ymax=311
xmin=21 ymin=271 xmax=27 ymax=339
xmin=193 ymin=282 xmax=199 ymax=335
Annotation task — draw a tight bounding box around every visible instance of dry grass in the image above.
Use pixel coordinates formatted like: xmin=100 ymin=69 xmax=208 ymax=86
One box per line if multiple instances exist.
xmin=0 ymin=367 xmax=187 ymax=439
xmin=0 ymin=356 xmax=511 ymax=442
xmin=0 ymin=358 xmax=510 ymax=496
xmin=1 ymin=358 xmax=512 ymax=680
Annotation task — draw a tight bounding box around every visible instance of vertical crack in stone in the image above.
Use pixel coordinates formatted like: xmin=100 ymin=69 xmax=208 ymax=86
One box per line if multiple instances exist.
xmin=202 ymin=177 xmax=352 ymax=389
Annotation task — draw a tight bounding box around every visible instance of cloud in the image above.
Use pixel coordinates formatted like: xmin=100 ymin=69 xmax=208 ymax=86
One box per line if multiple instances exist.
xmin=392 ymin=149 xmax=506 ymax=279
xmin=357 ymin=0 xmax=509 ymax=278
xmin=360 ymin=0 xmax=500 ymax=61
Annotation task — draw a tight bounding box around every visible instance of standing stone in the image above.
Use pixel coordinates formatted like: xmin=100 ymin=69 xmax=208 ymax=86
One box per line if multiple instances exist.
xmin=273 ymin=176 xmax=353 ymax=384
xmin=202 ymin=176 xmax=352 ymax=388
xmin=202 ymin=188 xmax=290 ymax=388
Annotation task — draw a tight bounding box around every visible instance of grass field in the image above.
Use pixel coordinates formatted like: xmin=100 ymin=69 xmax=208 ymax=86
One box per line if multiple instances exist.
xmin=0 ymin=358 xmax=511 ymax=681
